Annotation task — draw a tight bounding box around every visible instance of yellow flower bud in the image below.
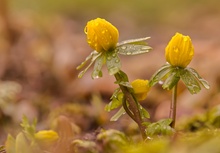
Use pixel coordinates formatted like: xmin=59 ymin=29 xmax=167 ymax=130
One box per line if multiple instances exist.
xmin=131 ymin=79 xmax=150 ymax=101
xmin=165 ymin=33 xmax=194 ymax=68
xmin=84 ymin=18 xmax=119 ymax=52
xmin=35 ymin=130 xmax=59 ymax=148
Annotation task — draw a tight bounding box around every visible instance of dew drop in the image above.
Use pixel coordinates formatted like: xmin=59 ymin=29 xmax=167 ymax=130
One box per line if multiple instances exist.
xmin=93 ymin=75 xmax=100 ymax=79
xmin=183 ymin=37 xmax=188 ymax=42
xmin=159 ymin=81 xmax=164 ymax=85
xmin=174 ymin=48 xmax=179 ymax=53
xmin=189 ymin=51 xmax=194 ymax=56
xmin=92 ymin=70 xmax=102 ymax=79
xmin=126 ymin=52 xmax=132 ymax=55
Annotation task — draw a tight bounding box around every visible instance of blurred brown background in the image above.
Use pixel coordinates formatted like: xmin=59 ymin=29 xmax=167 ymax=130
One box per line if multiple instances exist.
xmin=0 ymin=0 xmax=220 ymax=143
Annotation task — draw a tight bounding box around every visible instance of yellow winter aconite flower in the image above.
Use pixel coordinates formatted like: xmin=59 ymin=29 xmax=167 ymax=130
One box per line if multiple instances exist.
xmin=165 ymin=33 xmax=194 ymax=68
xmin=131 ymin=79 xmax=150 ymax=101
xmin=35 ymin=130 xmax=59 ymax=147
xmin=84 ymin=18 xmax=119 ymax=52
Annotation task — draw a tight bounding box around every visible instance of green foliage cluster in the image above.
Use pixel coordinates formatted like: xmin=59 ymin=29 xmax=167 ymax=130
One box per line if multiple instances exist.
xmin=179 ymin=105 xmax=220 ymax=132
xmin=1 ymin=107 xmax=220 ymax=153
xmin=150 ymin=64 xmax=210 ymax=94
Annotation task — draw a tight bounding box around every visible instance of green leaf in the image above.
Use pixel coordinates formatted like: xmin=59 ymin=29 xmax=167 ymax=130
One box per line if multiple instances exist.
xmin=110 ymin=107 xmax=126 ymax=121
xmin=105 ymin=92 xmax=123 ymax=112
xmin=149 ymin=63 xmax=173 ymax=87
xmin=92 ymin=54 xmax=104 ymax=79
xmin=146 ymin=123 xmax=159 ymax=136
xmin=187 ymin=67 xmax=210 ymax=89
xmin=146 ymin=119 xmax=174 ymax=136
xmin=117 ymin=37 xmax=151 ymax=46
xmin=116 ymin=37 xmax=152 ymax=56
xmin=72 ymin=139 xmax=97 ymax=153
xmin=15 ymin=132 xmax=32 ymax=153
xmin=110 ymin=88 xmax=121 ymax=99
xmin=180 ymin=69 xmax=201 ymax=94
xmin=77 ymin=51 xmax=102 ymax=78
xmin=139 ymin=104 xmax=150 ymax=119
xmin=5 ymin=134 xmax=16 ymax=153
xmin=117 ymin=70 xmax=129 ymax=82
xmin=159 ymin=119 xmax=174 ymax=135
xmin=207 ymin=106 xmax=220 ymax=127
xmin=158 ymin=118 xmax=173 ymax=125
xmin=142 ymin=121 xmax=151 ymax=127
xmin=117 ymin=92 xmax=124 ymax=102
xmin=20 ymin=115 xmax=37 ymax=140
xmin=106 ymin=51 xmax=121 ymax=75
xmin=106 ymin=89 xmax=123 ymax=112
xmin=116 ymin=44 xmax=152 ymax=56
xmin=118 ymin=81 xmax=132 ymax=88
xmin=162 ymin=69 xmax=180 ymax=90
xmin=97 ymin=129 xmax=128 ymax=146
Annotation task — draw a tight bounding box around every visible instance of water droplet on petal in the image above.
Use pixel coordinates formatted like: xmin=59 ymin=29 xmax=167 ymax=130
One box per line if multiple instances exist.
xmin=174 ymin=48 xmax=179 ymax=53
xmin=126 ymin=52 xmax=132 ymax=55
xmin=107 ymin=56 xmax=111 ymax=60
xmin=189 ymin=51 xmax=194 ymax=56
xmin=183 ymin=37 xmax=188 ymax=41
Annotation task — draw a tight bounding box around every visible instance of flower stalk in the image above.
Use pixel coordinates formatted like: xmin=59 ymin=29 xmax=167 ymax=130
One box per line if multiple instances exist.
xmin=114 ymin=72 xmax=147 ymax=139
xmin=169 ymin=83 xmax=178 ymax=128
xmin=150 ymin=32 xmax=209 ymax=130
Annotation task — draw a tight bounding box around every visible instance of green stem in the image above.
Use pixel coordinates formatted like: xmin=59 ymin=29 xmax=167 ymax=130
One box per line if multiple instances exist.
xmin=114 ymin=72 xmax=147 ymax=140
xmin=122 ymin=96 xmax=136 ymax=121
xmin=169 ymin=83 xmax=178 ymax=128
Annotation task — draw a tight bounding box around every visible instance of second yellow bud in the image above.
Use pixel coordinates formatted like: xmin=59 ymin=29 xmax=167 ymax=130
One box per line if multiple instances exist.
xmin=131 ymin=79 xmax=150 ymax=101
